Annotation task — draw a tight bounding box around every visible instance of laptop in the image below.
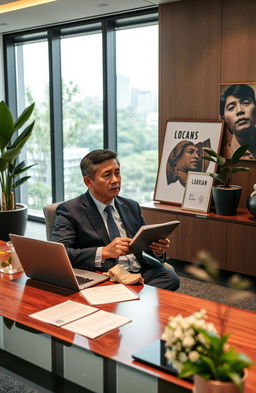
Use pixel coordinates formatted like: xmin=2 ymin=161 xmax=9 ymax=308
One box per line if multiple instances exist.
xmin=9 ymin=234 xmax=108 ymax=291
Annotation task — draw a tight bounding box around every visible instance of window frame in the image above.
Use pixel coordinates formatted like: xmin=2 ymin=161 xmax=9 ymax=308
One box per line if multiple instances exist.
xmin=3 ymin=8 xmax=158 ymax=221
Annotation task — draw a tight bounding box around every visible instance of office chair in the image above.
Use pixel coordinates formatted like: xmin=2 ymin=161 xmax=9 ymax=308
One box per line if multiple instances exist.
xmin=43 ymin=202 xmax=62 ymax=240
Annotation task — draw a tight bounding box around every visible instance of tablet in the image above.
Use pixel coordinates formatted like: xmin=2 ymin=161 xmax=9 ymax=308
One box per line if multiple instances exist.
xmin=129 ymin=220 xmax=180 ymax=254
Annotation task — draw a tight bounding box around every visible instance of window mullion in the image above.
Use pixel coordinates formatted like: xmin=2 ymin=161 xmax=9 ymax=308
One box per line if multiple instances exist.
xmin=102 ymin=20 xmax=117 ymax=152
xmin=48 ymin=29 xmax=64 ymax=202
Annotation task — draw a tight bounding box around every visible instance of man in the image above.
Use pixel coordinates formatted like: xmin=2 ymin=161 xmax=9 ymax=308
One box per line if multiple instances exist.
xmin=220 ymin=84 xmax=256 ymax=159
xmin=51 ymin=149 xmax=179 ymax=291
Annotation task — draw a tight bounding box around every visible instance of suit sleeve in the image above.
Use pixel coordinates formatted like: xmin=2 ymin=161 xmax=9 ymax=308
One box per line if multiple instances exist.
xmin=51 ymin=203 xmax=116 ymax=271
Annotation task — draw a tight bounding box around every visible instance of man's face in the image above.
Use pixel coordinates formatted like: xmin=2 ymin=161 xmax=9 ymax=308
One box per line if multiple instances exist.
xmin=224 ymin=95 xmax=256 ymax=134
xmin=177 ymin=145 xmax=200 ymax=172
xmin=84 ymin=158 xmax=121 ymax=204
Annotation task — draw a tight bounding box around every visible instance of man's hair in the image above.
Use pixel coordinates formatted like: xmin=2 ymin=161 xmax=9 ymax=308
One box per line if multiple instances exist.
xmin=80 ymin=149 xmax=118 ymax=177
xmin=220 ymin=84 xmax=256 ymax=118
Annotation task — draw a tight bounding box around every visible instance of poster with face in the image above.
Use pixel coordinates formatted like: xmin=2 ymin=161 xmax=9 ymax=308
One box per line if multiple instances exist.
xmin=220 ymin=83 xmax=256 ymax=160
xmin=154 ymin=120 xmax=223 ymax=205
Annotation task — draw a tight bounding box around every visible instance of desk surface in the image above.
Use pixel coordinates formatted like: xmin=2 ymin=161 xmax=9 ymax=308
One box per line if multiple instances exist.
xmin=0 ymin=242 xmax=255 ymax=392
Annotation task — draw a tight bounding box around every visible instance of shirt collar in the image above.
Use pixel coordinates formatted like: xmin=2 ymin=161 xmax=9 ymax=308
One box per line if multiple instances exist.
xmin=89 ymin=191 xmax=116 ymax=215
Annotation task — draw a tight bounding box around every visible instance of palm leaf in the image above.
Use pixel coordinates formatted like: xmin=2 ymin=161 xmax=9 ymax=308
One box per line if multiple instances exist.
xmin=0 ymin=147 xmax=21 ymax=164
xmin=13 ymin=163 xmax=35 ymax=176
xmin=203 ymin=147 xmax=219 ymax=158
xmin=0 ymin=157 xmax=8 ymax=171
xmin=9 ymin=121 xmax=35 ymax=150
xmin=230 ymin=167 xmax=250 ymax=173
xmin=201 ymin=155 xmax=217 ymax=163
xmin=0 ymin=101 xmax=14 ymax=150
xmin=12 ymin=176 xmax=31 ymax=188
xmin=13 ymin=103 xmax=35 ymax=132
xmin=230 ymin=144 xmax=249 ymax=164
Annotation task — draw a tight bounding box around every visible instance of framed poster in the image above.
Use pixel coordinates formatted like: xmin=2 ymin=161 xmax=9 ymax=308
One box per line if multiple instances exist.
xmin=220 ymin=82 xmax=256 ymax=160
xmin=181 ymin=171 xmax=213 ymax=213
xmin=154 ymin=120 xmax=223 ymax=205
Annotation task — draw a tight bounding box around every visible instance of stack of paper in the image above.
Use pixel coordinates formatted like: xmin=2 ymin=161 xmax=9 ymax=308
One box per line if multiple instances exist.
xmin=30 ymin=300 xmax=98 ymax=327
xmin=63 ymin=310 xmax=131 ymax=339
xmin=80 ymin=283 xmax=139 ymax=305
xmin=29 ymin=295 xmax=134 ymax=339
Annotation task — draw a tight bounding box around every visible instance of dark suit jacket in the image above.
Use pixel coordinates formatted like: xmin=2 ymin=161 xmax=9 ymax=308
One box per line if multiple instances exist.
xmin=51 ymin=191 xmax=157 ymax=271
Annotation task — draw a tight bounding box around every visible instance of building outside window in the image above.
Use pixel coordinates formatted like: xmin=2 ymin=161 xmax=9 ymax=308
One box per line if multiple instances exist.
xmin=116 ymin=24 xmax=158 ymax=203
xmin=15 ymin=40 xmax=51 ymax=216
xmin=4 ymin=11 xmax=158 ymax=219
xmin=61 ymin=32 xmax=104 ymax=200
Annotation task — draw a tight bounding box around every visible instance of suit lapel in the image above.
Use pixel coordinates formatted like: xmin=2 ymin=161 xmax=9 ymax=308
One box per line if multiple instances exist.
xmin=82 ymin=191 xmax=110 ymax=245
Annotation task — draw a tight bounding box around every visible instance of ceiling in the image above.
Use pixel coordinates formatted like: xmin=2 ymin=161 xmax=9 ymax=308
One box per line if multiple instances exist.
xmin=0 ymin=0 xmax=179 ymax=34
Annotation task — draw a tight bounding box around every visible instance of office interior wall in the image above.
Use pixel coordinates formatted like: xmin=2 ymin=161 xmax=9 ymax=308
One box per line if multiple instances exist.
xmin=159 ymin=0 xmax=256 ymax=208
xmin=0 ymin=35 xmax=5 ymax=100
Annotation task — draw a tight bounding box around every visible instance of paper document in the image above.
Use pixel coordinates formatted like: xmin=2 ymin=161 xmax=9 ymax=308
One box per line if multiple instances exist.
xmin=29 ymin=300 xmax=98 ymax=327
xmin=80 ymin=283 xmax=139 ymax=305
xmin=62 ymin=309 xmax=131 ymax=339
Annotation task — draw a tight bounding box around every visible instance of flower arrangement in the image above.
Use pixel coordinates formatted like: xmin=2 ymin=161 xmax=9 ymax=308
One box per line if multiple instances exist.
xmin=162 ymin=309 xmax=252 ymax=391
xmin=162 ymin=251 xmax=254 ymax=392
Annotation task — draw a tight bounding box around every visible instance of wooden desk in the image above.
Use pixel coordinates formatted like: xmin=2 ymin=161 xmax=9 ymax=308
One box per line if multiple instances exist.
xmin=0 ymin=260 xmax=255 ymax=393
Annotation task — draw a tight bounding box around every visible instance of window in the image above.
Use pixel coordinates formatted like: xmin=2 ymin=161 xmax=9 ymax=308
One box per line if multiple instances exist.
xmin=15 ymin=40 xmax=51 ymax=215
xmin=61 ymin=33 xmax=103 ymax=200
xmin=4 ymin=10 xmax=158 ymax=219
xmin=116 ymin=24 xmax=158 ymax=203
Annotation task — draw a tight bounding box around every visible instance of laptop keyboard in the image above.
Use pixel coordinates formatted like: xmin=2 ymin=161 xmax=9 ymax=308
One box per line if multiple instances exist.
xmin=76 ymin=275 xmax=94 ymax=286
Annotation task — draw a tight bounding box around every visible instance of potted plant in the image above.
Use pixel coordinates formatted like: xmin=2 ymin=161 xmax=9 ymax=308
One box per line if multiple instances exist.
xmin=0 ymin=100 xmax=35 ymax=241
xmin=162 ymin=309 xmax=252 ymax=393
xmin=202 ymin=144 xmax=250 ymax=215
xmin=162 ymin=250 xmax=254 ymax=393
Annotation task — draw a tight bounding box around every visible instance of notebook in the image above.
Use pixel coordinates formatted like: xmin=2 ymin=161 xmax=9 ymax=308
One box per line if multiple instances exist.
xmin=9 ymin=234 xmax=108 ymax=291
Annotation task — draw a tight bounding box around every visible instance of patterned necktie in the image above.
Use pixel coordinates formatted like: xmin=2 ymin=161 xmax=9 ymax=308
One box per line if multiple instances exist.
xmin=104 ymin=205 xmax=121 ymax=241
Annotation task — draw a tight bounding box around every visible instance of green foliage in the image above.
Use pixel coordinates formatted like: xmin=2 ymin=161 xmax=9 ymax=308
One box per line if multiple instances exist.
xmin=202 ymin=144 xmax=250 ymax=187
xmin=25 ymin=81 xmax=158 ymax=209
xmin=179 ymin=328 xmax=253 ymax=391
xmin=0 ymin=101 xmax=35 ymax=210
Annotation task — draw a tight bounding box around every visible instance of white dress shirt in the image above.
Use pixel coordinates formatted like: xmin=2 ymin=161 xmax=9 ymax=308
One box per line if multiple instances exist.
xmin=89 ymin=192 xmax=141 ymax=272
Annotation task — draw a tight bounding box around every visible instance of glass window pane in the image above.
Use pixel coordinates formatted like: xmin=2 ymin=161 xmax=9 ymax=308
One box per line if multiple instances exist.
xmin=16 ymin=41 xmax=51 ymax=216
xmin=116 ymin=24 xmax=159 ymax=203
xmin=61 ymin=33 xmax=103 ymax=200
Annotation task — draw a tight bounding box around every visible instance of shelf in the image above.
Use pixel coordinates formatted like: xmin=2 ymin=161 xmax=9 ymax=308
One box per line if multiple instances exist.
xmin=141 ymin=202 xmax=256 ymax=226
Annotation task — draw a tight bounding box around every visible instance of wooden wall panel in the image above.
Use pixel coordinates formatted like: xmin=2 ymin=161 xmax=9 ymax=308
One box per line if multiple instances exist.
xmin=159 ymin=0 xmax=222 ymax=148
xmin=227 ymin=223 xmax=256 ymax=275
xmin=221 ymin=0 xmax=256 ymax=82
xmin=158 ymin=0 xmax=256 ymax=209
xmin=176 ymin=215 xmax=226 ymax=269
xmin=221 ymin=0 xmax=256 ymax=208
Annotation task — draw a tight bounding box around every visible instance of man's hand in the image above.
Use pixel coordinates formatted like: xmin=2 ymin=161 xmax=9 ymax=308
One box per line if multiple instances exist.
xmin=102 ymin=237 xmax=132 ymax=259
xmin=149 ymin=238 xmax=170 ymax=255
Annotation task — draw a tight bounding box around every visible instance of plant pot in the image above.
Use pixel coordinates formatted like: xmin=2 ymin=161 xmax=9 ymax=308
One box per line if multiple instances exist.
xmin=0 ymin=203 xmax=28 ymax=241
xmin=212 ymin=185 xmax=241 ymax=216
xmin=193 ymin=370 xmax=247 ymax=393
